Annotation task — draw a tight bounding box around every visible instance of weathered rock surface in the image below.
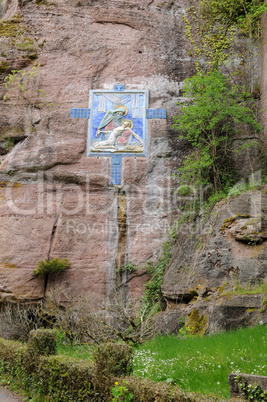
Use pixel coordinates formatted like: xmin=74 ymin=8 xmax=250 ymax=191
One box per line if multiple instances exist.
xmin=0 ymin=0 xmax=266 ymax=330
xmin=160 ymin=188 xmax=267 ymax=333
xmin=0 ymin=0 xmax=193 ymax=303
xmin=229 ymin=373 xmax=267 ymax=398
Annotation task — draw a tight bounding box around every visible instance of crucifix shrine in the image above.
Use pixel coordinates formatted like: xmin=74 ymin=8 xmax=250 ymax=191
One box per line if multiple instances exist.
xmin=70 ymin=85 xmax=167 ymax=185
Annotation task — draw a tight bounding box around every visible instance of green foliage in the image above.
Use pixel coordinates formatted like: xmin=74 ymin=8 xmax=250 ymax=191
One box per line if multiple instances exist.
xmin=1 ymin=327 xmax=266 ymax=401
xmin=33 ymin=257 xmax=70 ymax=277
xmin=92 ymin=342 xmax=134 ymax=399
xmin=0 ymin=61 xmax=9 ymax=73
xmin=94 ymin=342 xmax=134 ymax=378
xmin=133 ymin=325 xmax=267 ymax=398
xmin=173 ymin=69 xmax=262 ymax=194
xmin=183 ymin=0 xmax=267 ymax=70
xmin=186 ymin=309 xmax=208 ymax=336
xmin=38 ymin=355 xmax=93 ymax=401
xmin=141 ymin=241 xmax=174 ymax=313
xmin=200 ymin=0 xmax=267 ymax=38
xmin=3 ymin=138 xmax=14 ymax=152
xmin=0 ymin=337 xmax=26 ymax=369
xmin=235 ymin=376 xmax=267 ymax=401
xmin=25 ymin=329 xmax=57 ymax=372
xmin=111 ymin=380 xmax=134 ymax=402
xmin=116 ymin=261 xmax=138 ymax=273
xmin=3 ymin=63 xmax=56 ymax=112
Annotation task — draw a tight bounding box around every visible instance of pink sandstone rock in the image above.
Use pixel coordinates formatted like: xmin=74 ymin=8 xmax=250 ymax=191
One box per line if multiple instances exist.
xmin=0 ymin=0 xmax=191 ymax=303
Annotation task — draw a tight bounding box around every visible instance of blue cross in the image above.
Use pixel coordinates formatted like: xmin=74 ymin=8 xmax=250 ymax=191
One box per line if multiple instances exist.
xmin=70 ymin=85 xmax=166 ymax=186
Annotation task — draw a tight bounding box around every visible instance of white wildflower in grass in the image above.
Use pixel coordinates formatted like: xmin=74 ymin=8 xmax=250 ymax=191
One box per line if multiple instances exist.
xmin=133 ymin=325 xmax=267 ymax=399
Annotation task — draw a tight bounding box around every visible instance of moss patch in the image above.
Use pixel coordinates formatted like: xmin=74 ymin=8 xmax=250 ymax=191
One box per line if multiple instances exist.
xmin=0 ymin=16 xmax=24 ymax=39
xmin=0 ymin=61 xmax=9 ymax=73
xmin=0 ymin=16 xmax=39 ymax=61
xmin=186 ymin=308 xmax=208 ymax=336
xmin=220 ymin=214 xmax=251 ymax=231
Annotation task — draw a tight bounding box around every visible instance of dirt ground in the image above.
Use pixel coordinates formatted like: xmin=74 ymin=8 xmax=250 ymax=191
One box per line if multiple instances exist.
xmin=0 ymin=385 xmax=23 ymax=402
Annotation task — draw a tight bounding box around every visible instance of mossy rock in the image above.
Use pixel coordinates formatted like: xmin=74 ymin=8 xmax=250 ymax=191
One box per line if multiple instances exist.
xmin=0 ymin=16 xmax=24 ymax=39
xmin=186 ymin=308 xmax=208 ymax=336
xmin=220 ymin=214 xmax=251 ymax=231
xmin=0 ymin=60 xmax=9 ymax=73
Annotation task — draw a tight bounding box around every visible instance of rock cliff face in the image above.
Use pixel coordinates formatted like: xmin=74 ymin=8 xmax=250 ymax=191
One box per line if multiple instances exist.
xmin=0 ymin=0 xmax=194 ymax=303
xmin=160 ymin=187 xmax=267 ymax=333
xmin=0 ymin=0 xmax=266 ymax=333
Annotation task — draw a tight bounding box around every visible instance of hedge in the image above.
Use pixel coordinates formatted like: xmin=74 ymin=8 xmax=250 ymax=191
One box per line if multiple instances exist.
xmin=38 ymin=355 xmax=94 ymax=401
xmin=0 ymin=337 xmax=27 ymax=376
xmin=93 ymin=342 xmax=134 ymax=398
xmin=24 ymin=328 xmax=57 ymax=372
xmin=0 ymin=331 xmax=206 ymax=401
xmin=119 ymin=376 xmax=203 ymax=402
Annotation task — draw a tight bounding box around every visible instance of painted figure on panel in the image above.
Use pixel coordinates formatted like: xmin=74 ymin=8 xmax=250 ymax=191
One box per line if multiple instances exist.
xmin=92 ymin=120 xmax=143 ymax=152
xmin=88 ymin=90 xmax=147 ymax=155
xmin=96 ymin=105 xmax=128 ymax=135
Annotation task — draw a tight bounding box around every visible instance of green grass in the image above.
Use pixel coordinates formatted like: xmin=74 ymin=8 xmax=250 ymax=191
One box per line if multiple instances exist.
xmin=133 ymin=325 xmax=267 ymax=399
xmin=56 ymin=343 xmax=95 ymax=361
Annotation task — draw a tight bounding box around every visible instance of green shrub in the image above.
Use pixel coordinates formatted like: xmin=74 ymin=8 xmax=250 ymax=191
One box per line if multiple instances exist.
xmin=33 ymin=257 xmax=70 ymax=277
xmin=111 ymin=379 xmax=134 ymax=401
xmin=93 ymin=342 xmax=134 ymax=398
xmin=25 ymin=328 xmax=57 ymax=372
xmin=120 ymin=377 xmax=199 ymax=402
xmin=0 ymin=337 xmax=26 ymax=373
xmin=37 ymin=355 xmax=93 ymax=401
xmin=172 ymin=70 xmax=262 ymax=195
xmin=94 ymin=342 xmax=133 ymax=377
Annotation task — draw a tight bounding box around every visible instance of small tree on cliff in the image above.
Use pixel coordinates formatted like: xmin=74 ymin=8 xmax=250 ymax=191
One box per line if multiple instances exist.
xmin=172 ymin=69 xmax=262 ymax=195
xmin=33 ymin=257 xmax=70 ymax=294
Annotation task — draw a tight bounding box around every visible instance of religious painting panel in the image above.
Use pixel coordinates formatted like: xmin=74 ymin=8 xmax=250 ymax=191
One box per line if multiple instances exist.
xmin=87 ymin=90 xmax=148 ymax=157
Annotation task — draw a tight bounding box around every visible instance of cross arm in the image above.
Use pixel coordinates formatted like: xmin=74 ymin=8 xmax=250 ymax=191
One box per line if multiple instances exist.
xmin=70 ymin=108 xmax=91 ymax=118
xmin=146 ymin=109 xmax=167 ymax=119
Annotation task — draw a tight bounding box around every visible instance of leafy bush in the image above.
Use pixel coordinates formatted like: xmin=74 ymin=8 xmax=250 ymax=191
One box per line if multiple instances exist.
xmin=0 ymin=337 xmax=26 ymax=369
xmin=173 ymin=70 xmax=262 ymax=194
xmin=25 ymin=329 xmax=57 ymax=372
xmin=93 ymin=342 xmax=134 ymax=398
xmin=119 ymin=377 xmax=199 ymax=402
xmin=0 ymin=337 xmax=27 ymax=390
xmin=38 ymin=355 xmax=93 ymax=401
xmin=94 ymin=342 xmax=133 ymax=377
xmin=33 ymin=257 xmax=70 ymax=277
xmin=111 ymin=380 xmax=134 ymax=401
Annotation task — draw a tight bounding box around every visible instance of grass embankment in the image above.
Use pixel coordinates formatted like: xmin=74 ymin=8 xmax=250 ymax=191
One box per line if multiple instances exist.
xmin=133 ymin=325 xmax=267 ymax=399
xmin=57 ymin=325 xmax=267 ymax=399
